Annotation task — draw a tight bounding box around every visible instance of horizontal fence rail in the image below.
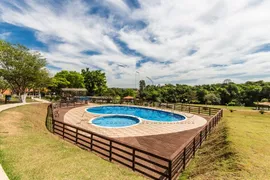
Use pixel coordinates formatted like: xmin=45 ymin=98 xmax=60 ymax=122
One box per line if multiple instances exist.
xmin=46 ymin=103 xmax=223 ymax=180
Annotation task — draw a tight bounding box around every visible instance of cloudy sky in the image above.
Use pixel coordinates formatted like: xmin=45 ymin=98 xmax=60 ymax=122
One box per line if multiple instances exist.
xmin=0 ymin=0 xmax=270 ymax=87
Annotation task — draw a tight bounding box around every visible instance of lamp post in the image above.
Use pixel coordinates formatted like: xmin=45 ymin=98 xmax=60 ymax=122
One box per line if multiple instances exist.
xmin=135 ymin=71 xmax=140 ymax=89
xmin=117 ymin=64 xmax=138 ymax=88
xmin=146 ymin=76 xmax=154 ymax=85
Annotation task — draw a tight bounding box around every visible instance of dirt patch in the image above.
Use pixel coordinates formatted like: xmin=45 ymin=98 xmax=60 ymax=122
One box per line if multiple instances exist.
xmin=0 ymin=111 xmax=24 ymax=135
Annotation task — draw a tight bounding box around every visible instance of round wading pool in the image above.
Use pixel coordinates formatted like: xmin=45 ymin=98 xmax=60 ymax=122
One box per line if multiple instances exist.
xmin=86 ymin=105 xmax=186 ymax=122
xmin=90 ymin=115 xmax=141 ymax=128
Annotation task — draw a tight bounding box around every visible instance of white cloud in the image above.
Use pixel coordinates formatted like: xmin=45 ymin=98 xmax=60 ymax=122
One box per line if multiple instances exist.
xmin=0 ymin=32 xmax=11 ymax=39
xmin=0 ymin=0 xmax=270 ymax=87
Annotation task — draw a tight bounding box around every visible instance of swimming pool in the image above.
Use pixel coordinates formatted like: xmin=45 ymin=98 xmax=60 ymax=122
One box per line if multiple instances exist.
xmin=91 ymin=115 xmax=140 ymax=128
xmin=86 ymin=105 xmax=186 ymax=122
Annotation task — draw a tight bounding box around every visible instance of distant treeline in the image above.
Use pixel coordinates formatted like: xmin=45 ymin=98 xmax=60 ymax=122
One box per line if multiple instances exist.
xmin=106 ymin=80 xmax=270 ymax=106
xmin=48 ymin=70 xmax=270 ymax=106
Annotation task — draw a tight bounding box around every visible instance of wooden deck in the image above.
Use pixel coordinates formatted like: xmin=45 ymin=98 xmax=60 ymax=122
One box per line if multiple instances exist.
xmin=54 ymin=105 xmax=211 ymax=159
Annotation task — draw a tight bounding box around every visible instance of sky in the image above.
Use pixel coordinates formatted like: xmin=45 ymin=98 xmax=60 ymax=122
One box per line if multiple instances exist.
xmin=0 ymin=0 xmax=270 ymax=88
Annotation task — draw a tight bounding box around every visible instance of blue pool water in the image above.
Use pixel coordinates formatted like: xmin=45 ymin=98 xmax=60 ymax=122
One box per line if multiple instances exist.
xmin=87 ymin=106 xmax=186 ymax=122
xmin=91 ymin=115 xmax=140 ymax=128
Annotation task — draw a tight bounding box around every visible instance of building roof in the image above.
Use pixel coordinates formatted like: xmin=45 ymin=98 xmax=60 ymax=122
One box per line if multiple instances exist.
xmin=123 ymin=96 xmax=134 ymax=99
xmin=61 ymin=88 xmax=87 ymax=92
xmin=256 ymin=102 xmax=270 ymax=107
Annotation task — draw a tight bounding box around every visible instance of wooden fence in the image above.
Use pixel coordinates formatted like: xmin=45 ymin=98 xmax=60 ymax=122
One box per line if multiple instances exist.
xmin=46 ymin=103 xmax=223 ymax=180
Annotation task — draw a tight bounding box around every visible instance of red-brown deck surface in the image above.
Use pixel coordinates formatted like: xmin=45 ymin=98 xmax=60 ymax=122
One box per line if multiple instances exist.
xmin=55 ymin=105 xmax=211 ymax=159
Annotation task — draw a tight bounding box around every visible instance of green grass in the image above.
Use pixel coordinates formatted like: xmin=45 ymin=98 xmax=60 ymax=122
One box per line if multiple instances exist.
xmin=180 ymin=103 xmax=254 ymax=111
xmin=180 ymin=109 xmax=270 ymax=179
xmin=0 ymin=104 xmax=145 ymax=180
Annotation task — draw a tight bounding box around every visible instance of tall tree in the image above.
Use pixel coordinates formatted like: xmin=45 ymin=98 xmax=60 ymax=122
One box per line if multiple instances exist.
xmin=0 ymin=76 xmax=10 ymax=95
xmin=54 ymin=70 xmax=84 ymax=88
xmin=0 ymin=40 xmax=49 ymax=103
xmin=49 ymin=70 xmax=84 ymax=93
xmin=204 ymin=93 xmax=221 ymax=105
xmin=81 ymin=68 xmax=107 ymax=96
xmin=139 ymin=80 xmax=146 ymax=99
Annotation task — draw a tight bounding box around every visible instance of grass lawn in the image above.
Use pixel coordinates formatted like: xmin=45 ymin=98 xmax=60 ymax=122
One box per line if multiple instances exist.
xmin=0 ymin=104 xmax=145 ymax=180
xmin=180 ymin=109 xmax=270 ymax=179
xmin=180 ymin=103 xmax=255 ymax=111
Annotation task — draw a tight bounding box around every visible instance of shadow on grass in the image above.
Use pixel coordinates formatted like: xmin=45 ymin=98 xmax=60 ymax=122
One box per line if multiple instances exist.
xmin=179 ymin=119 xmax=240 ymax=180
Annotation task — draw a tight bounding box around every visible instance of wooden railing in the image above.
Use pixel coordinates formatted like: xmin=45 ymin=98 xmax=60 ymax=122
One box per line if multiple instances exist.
xmin=170 ymin=109 xmax=223 ymax=179
xmin=174 ymin=103 xmax=221 ymax=116
xmin=46 ymin=103 xmax=223 ymax=180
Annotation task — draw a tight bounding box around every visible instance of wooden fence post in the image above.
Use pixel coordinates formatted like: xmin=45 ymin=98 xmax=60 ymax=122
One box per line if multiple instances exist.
xmin=168 ymin=160 xmax=172 ymax=180
xmin=75 ymin=128 xmax=78 ymax=144
xmin=209 ymin=108 xmax=211 ymax=116
xmin=132 ymin=149 xmax=135 ymax=171
xmin=90 ymin=134 xmax=93 ymax=150
xmin=198 ymin=106 xmax=201 ymax=114
xmin=62 ymin=124 xmax=65 ymax=138
xmin=200 ymin=131 xmax=202 ymax=147
xmin=193 ymin=138 xmax=196 ymax=156
xmin=52 ymin=119 xmax=55 ymax=134
xmin=183 ymin=147 xmax=186 ymax=170
xmin=189 ymin=105 xmax=191 ymax=113
xmin=205 ymin=125 xmax=208 ymax=138
xmin=221 ymin=110 xmax=223 ymax=117
xmin=109 ymin=141 xmax=112 ymax=161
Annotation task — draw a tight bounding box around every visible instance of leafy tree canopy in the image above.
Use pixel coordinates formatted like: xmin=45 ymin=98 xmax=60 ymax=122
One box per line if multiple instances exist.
xmin=0 ymin=76 xmax=10 ymax=94
xmin=50 ymin=70 xmax=84 ymax=93
xmin=0 ymin=40 xmax=49 ymax=102
xmin=81 ymin=68 xmax=107 ymax=96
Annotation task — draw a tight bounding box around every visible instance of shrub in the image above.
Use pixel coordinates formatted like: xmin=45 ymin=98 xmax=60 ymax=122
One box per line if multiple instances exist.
xmin=259 ymin=110 xmax=265 ymax=114
xmin=228 ymin=99 xmax=241 ymax=106
xmin=261 ymin=98 xmax=269 ymax=102
xmin=228 ymin=101 xmax=236 ymax=106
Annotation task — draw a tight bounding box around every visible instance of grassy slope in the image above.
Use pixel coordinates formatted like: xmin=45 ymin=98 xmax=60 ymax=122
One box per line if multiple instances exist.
xmin=0 ymin=104 xmax=145 ymax=180
xmin=180 ymin=109 xmax=270 ymax=179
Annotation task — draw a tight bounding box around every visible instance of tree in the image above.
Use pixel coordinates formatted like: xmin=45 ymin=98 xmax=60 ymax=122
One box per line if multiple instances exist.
xmin=31 ymin=70 xmax=51 ymax=98
xmin=54 ymin=70 xmax=84 ymax=88
xmin=123 ymin=88 xmax=136 ymax=97
xmin=0 ymin=76 xmax=10 ymax=96
xmin=0 ymin=40 xmax=48 ymax=103
xmin=144 ymin=85 xmax=161 ymax=102
xmin=81 ymin=68 xmax=107 ymax=96
xmin=139 ymin=80 xmax=146 ymax=99
xmin=49 ymin=70 xmax=84 ymax=93
xmin=204 ymin=93 xmax=221 ymax=105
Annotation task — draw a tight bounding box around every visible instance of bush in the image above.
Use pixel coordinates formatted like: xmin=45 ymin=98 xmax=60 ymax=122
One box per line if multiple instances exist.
xmin=227 ymin=101 xmax=236 ymax=106
xmin=261 ymin=98 xmax=269 ymax=102
xmin=228 ymin=99 xmax=241 ymax=106
xmin=259 ymin=110 xmax=265 ymax=114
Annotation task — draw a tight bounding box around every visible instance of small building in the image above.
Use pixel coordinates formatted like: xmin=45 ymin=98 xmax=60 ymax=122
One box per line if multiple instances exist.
xmin=256 ymin=102 xmax=270 ymax=111
xmin=61 ymin=88 xmax=88 ymax=97
xmin=123 ymin=96 xmax=134 ymax=103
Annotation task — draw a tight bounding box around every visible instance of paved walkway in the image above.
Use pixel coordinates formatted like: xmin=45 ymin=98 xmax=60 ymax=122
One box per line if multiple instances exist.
xmin=0 ymin=103 xmax=30 ymax=113
xmin=0 ymin=165 xmax=9 ymax=180
xmin=0 ymin=98 xmax=50 ymax=113
xmin=33 ymin=98 xmax=50 ymax=103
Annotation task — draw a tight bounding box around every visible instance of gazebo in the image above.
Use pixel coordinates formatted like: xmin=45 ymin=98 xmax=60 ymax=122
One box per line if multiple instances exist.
xmin=256 ymin=102 xmax=270 ymax=111
xmin=123 ymin=96 xmax=134 ymax=103
xmin=61 ymin=88 xmax=87 ymax=97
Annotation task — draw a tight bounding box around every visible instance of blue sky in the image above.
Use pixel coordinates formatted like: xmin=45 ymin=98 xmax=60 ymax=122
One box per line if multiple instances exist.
xmin=0 ymin=0 xmax=270 ymax=87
